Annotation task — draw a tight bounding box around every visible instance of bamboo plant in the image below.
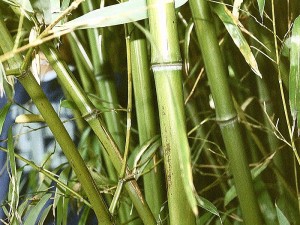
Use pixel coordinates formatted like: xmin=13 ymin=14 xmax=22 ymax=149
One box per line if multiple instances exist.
xmin=1 ymin=0 xmax=300 ymax=224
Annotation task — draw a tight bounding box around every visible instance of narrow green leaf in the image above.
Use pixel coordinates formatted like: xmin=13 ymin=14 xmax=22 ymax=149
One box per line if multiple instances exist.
xmin=289 ymin=16 xmax=300 ymax=129
xmin=51 ymin=0 xmax=60 ymax=23
xmin=17 ymin=199 xmax=29 ymax=219
xmin=78 ymin=206 xmax=90 ymax=225
xmin=128 ymin=135 xmax=160 ymax=169
xmin=257 ymin=0 xmax=265 ymax=18
xmin=54 ymin=0 xmax=188 ymax=30
xmin=196 ymin=211 xmax=214 ymax=225
xmin=196 ymin=195 xmax=220 ymax=217
xmin=61 ymin=0 xmax=71 ymax=10
xmin=7 ymin=127 xmax=20 ymax=225
xmin=60 ymin=99 xmax=78 ymax=110
xmin=14 ymin=0 xmax=34 ymax=12
xmin=0 ymin=102 xmax=11 ymax=134
xmin=53 ymin=167 xmax=71 ymax=225
xmin=24 ymin=193 xmax=52 ymax=225
xmin=37 ymin=205 xmax=52 ymax=225
xmin=275 ymin=203 xmax=291 ymax=225
xmin=0 ymin=61 xmax=5 ymax=97
xmin=31 ymin=0 xmax=60 ymax=24
xmin=213 ymin=3 xmax=262 ymax=77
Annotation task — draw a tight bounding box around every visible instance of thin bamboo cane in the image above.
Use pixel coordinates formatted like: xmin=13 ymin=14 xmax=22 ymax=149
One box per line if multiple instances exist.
xmin=0 ymin=17 xmax=113 ymax=225
xmin=81 ymin=1 xmax=126 ymax=153
xmin=146 ymin=0 xmax=197 ymax=224
xmin=189 ymin=0 xmax=264 ymax=224
xmin=40 ymin=45 xmax=156 ymax=225
xmin=130 ymin=25 xmax=166 ymax=220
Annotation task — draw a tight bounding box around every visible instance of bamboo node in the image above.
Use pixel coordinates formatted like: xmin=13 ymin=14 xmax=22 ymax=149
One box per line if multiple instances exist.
xmin=83 ymin=109 xmax=102 ymax=121
xmin=17 ymin=69 xmax=30 ymax=80
xmin=151 ymin=62 xmax=182 ymax=72
xmin=217 ymin=115 xmax=238 ymax=127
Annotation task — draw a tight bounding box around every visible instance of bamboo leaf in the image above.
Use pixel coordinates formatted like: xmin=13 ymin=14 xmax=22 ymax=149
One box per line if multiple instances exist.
xmin=31 ymin=0 xmax=60 ymax=24
xmin=275 ymin=203 xmax=291 ymax=225
xmin=128 ymin=135 xmax=160 ymax=168
xmin=14 ymin=0 xmax=33 ymax=12
xmin=78 ymin=207 xmax=90 ymax=225
xmin=213 ymin=3 xmax=262 ymax=77
xmin=37 ymin=205 xmax=52 ymax=225
xmin=17 ymin=199 xmax=29 ymax=219
xmin=196 ymin=195 xmax=220 ymax=219
xmin=54 ymin=0 xmax=188 ymax=30
xmin=60 ymin=99 xmax=78 ymax=110
xmin=257 ymin=0 xmax=265 ymax=18
xmin=7 ymin=127 xmax=20 ymax=225
xmin=53 ymin=167 xmax=71 ymax=225
xmin=61 ymin=0 xmax=71 ymax=10
xmin=0 ymin=102 xmax=11 ymax=134
xmin=0 ymin=61 xmax=6 ymax=97
xmin=15 ymin=114 xmax=45 ymax=123
xmin=289 ymin=16 xmax=300 ymax=129
xmin=24 ymin=193 xmax=52 ymax=225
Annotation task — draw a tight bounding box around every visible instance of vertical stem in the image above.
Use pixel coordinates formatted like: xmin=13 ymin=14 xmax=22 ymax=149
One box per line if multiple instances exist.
xmin=189 ymin=0 xmax=264 ymax=224
xmin=146 ymin=0 xmax=196 ymax=224
xmin=130 ymin=25 xmax=166 ymax=220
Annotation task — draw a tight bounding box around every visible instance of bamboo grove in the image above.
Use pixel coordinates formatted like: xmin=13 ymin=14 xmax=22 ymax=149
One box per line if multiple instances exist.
xmin=0 ymin=0 xmax=299 ymax=224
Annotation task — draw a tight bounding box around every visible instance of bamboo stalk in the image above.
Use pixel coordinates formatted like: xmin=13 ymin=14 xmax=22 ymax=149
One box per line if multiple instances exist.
xmin=130 ymin=25 xmax=166 ymax=220
xmin=0 ymin=17 xmax=113 ymax=225
xmin=189 ymin=0 xmax=264 ymax=224
xmin=82 ymin=3 xmax=126 ymax=151
xmin=146 ymin=0 xmax=197 ymax=223
xmin=40 ymin=45 xmax=156 ymax=225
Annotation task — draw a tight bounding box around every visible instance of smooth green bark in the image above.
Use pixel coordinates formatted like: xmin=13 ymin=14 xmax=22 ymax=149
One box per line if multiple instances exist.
xmin=189 ymin=0 xmax=264 ymax=224
xmin=147 ymin=0 xmax=196 ymax=224
xmin=130 ymin=27 xmax=166 ymax=220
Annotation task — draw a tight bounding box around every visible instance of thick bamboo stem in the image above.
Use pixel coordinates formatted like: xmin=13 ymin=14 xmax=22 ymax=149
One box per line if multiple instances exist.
xmin=189 ymin=0 xmax=264 ymax=224
xmin=130 ymin=25 xmax=166 ymax=220
xmin=146 ymin=0 xmax=196 ymax=224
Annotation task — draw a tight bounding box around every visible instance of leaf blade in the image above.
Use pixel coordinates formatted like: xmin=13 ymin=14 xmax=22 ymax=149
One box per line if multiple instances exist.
xmin=213 ymin=3 xmax=262 ymax=77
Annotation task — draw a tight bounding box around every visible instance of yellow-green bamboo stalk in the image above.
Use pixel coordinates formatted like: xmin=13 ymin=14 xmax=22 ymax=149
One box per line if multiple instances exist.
xmin=130 ymin=25 xmax=166 ymax=220
xmin=146 ymin=0 xmax=197 ymax=224
xmin=81 ymin=1 xmax=126 ymax=154
xmin=189 ymin=0 xmax=264 ymax=224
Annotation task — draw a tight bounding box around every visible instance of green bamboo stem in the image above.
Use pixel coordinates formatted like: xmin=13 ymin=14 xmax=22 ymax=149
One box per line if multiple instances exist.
xmin=0 ymin=18 xmax=113 ymax=225
xmin=130 ymin=25 xmax=166 ymax=219
xmin=40 ymin=45 xmax=156 ymax=225
xmin=67 ymin=32 xmax=96 ymax=93
xmin=189 ymin=0 xmax=264 ymax=224
xmin=81 ymin=1 xmax=126 ymax=152
xmin=146 ymin=0 xmax=196 ymax=224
